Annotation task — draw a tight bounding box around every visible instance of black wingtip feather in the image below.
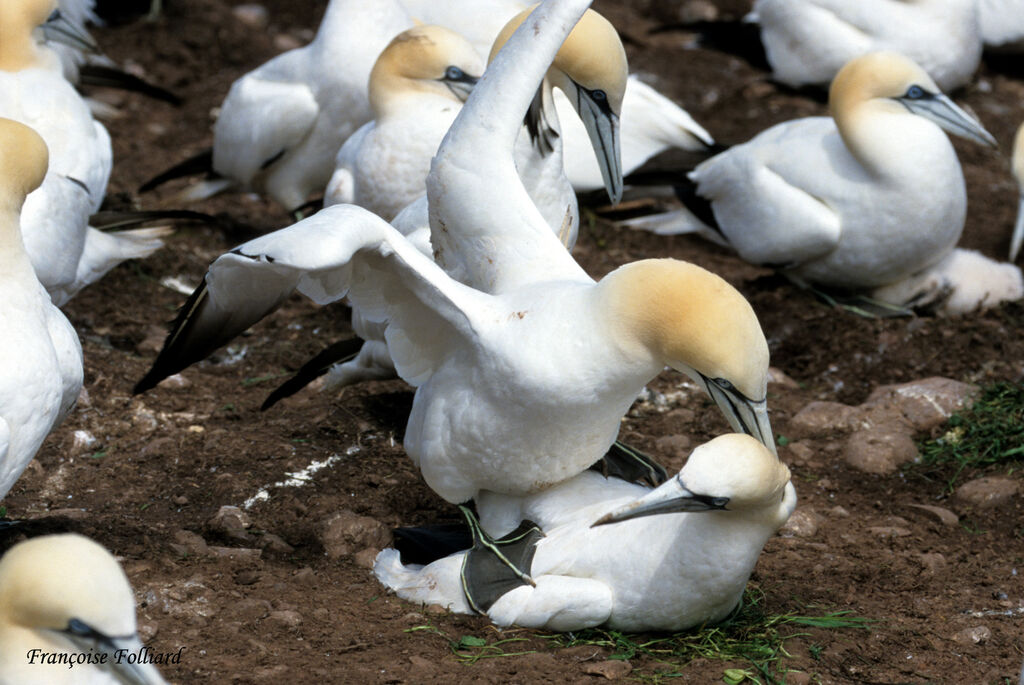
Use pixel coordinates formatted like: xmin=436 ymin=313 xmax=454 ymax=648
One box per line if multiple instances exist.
xmin=261 ymin=337 xmax=365 ymax=411
xmin=90 ymin=209 xmax=217 ymax=231
xmin=78 ymin=63 xmax=183 ymax=105
xmin=139 ymin=148 xmax=215 ymax=193
xmin=133 ymin=280 xmax=211 ymax=395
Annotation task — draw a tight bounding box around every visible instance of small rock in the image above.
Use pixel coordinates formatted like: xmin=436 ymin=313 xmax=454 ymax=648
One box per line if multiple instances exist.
xmin=266 ymin=610 xmax=302 ymax=629
xmin=259 ymin=533 xmax=295 ymax=554
xmin=788 ymin=401 xmax=860 ymax=438
xmin=827 ymin=506 xmax=850 ymax=518
xmin=225 ymin=597 xmax=271 ymax=621
xmin=170 ymin=530 xmax=208 ymax=557
xmin=131 ymin=407 xmax=159 ymax=435
xmin=843 ymin=429 xmax=918 ymax=475
xmin=953 ymin=625 xmax=991 ymax=645
xmin=46 ymin=508 xmax=88 ymax=520
xmin=137 ymin=621 xmax=159 ymax=643
xmin=208 ymin=506 xmax=253 ymax=542
xmin=400 ymin=612 xmax=426 ymax=625
xmin=917 ymin=552 xmax=947 ymax=575
xmin=785 ymin=673 xmax=812 ymax=685
xmin=352 ymin=547 xmax=379 ymax=569
xmin=318 ymin=510 xmax=391 ymax=559
xmin=767 ymin=367 xmax=800 ymax=389
xmin=157 ymin=373 xmax=191 ymax=390
xmin=582 ymin=660 xmax=632 ymax=679
xmin=71 ymin=430 xmax=97 ymax=453
xmin=779 ymin=508 xmax=823 ymax=538
xmin=424 ymin=604 xmax=449 ymax=616
xmin=135 ymin=326 xmax=168 ymax=356
xmin=905 ymin=504 xmax=959 ymax=526
xmin=254 ymin=665 xmax=289 ymax=682
xmin=234 ymin=570 xmax=261 ymax=586
xmin=867 ymin=526 xmax=912 ymax=538
xmin=274 ymin=34 xmax=302 ymax=51
xmin=955 ymin=477 xmax=1020 ymax=509
xmin=408 ymin=655 xmax=434 ymax=671
xmin=233 ymin=3 xmax=268 ymax=29
xmin=292 ymin=567 xmax=316 ymax=585
xmin=785 ymin=441 xmax=814 ymax=464
xmin=864 ymin=378 xmax=978 ymax=432
xmin=140 ymin=437 xmax=176 ymax=460
xmin=172 ymin=495 xmax=189 ymax=506
xmin=654 ymin=434 xmax=690 ymax=459
xmin=206 ymin=546 xmax=262 ymax=560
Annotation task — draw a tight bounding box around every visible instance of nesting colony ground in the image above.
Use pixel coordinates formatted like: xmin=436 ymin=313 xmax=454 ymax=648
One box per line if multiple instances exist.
xmin=3 ymin=0 xmax=1024 ymax=682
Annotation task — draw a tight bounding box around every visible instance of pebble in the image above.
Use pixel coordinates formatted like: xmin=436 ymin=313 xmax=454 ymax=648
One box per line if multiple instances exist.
xmin=157 ymin=373 xmax=191 ymax=390
xmin=208 ymin=505 xmax=254 ymax=542
xmin=779 ymin=508 xmax=823 ymax=538
xmin=953 ymin=625 xmax=991 ymax=645
xmin=677 ymin=0 xmax=718 ymax=23
xmin=207 ymin=546 xmax=262 ymax=560
xmin=352 ymin=547 xmax=380 ymax=569
xmin=582 ymin=660 xmax=632 ymax=680
xmin=955 ymin=477 xmax=1020 ymax=509
xmin=917 ymin=552 xmax=947 ymax=575
xmin=864 ymin=378 xmax=977 ymax=432
xmin=292 ymin=567 xmax=316 ymax=585
xmin=71 ymin=430 xmax=97 ymax=453
xmin=259 ymin=533 xmax=295 ymax=554
xmin=905 ymin=503 xmax=958 ymax=526
xmin=843 ymin=429 xmax=918 ymax=475
xmin=785 ymin=441 xmax=814 ymax=464
xmin=233 ymin=3 xmax=269 ymax=29
xmin=767 ymin=366 xmax=800 ymax=389
xmin=266 ymin=610 xmax=303 ymax=629
xmin=788 ymin=401 xmax=860 ymax=438
xmin=170 ymin=529 xmax=209 ymax=557
xmin=234 ymin=570 xmax=261 ymax=586
xmin=274 ymin=34 xmax=303 ymax=52
xmin=867 ymin=526 xmax=912 ymax=538
xmin=226 ymin=598 xmax=272 ymax=621
xmin=318 ymin=510 xmax=392 ymax=559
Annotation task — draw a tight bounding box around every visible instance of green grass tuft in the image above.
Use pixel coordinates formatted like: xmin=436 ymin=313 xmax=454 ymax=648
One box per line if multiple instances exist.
xmin=917 ymin=382 xmax=1024 ymax=489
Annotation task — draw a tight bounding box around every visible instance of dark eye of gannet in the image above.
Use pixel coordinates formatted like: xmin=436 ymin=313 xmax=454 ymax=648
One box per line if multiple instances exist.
xmin=905 ymin=85 xmax=926 ymax=100
xmin=713 ymin=377 xmax=735 ymax=391
xmin=591 ymin=89 xmax=607 ymax=102
xmin=445 ymin=66 xmax=465 ymax=81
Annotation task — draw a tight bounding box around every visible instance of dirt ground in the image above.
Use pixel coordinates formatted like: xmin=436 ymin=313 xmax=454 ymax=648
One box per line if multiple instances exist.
xmin=3 ymin=0 xmax=1024 ymax=682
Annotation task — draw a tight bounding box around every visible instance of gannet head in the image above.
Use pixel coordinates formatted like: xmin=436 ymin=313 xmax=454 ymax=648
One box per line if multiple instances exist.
xmin=0 ymin=117 xmax=49 ymax=209
xmin=368 ymin=25 xmax=484 ymax=118
xmin=0 ymin=534 xmax=164 ymax=684
xmin=1010 ymin=123 xmax=1024 ymax=262
xmin=593 ymin=434 xmax=793 ymax=526
xmin=0 ymin=0 xmax=95 ymax=70
xmin=491 ymin=7 xmax=628 ymax=205
xmin=829 ymin=51 xmax=996 ymax=149
xmin=604 ymin=259 xmax=775 ymax=454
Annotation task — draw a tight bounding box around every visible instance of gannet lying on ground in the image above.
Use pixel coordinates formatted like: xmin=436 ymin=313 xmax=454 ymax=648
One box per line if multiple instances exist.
xmin=134 ymin=202 xmax=773 ymax=515
xmin=0 ymin=118 xmax=82 ymax=501
xmin=154 ymin=0 xmax=413 ymax=212
xmin=375 ymin=434 xmax=796 ymax=632
xmin=1010 ymin=122 xmax=1024 ymax=262
xmin=0 ymin=0 xmax=170 ymax=305
xmin=662 ymin=52 xmax=999 ymax=312
xmin=747 ymin=0 xmax=982 ymax=92
xmin=0 ymin=534 xmax=166 ymax=684
xmin=323 ymin=25 xmax=483 ymax=221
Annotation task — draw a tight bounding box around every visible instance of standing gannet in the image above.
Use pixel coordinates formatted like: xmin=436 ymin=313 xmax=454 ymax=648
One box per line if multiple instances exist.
xmin=748 ymin=0 xmax=982 ymax=92
xmin=0 ymin=0 xmax=169 ymax=305
xmin=374 ymin=434 xmax=796 ymax=632
xmin=134 ymin=203 xmax=774 ymax=510
xmin=676 ymin=51 xmax=996 ymax=305
xmin=398 ymin=0 xmax=715 ymax=190
xmin=0 ymin=118 xmax=82 ymax=501
xmin=0 ymin=534 xmax=166 ymax=684
xmin=1010 ymin=123 xmax=1024 ymax=262
xmin=323 ymin=25 xmax=483 ymax=221
xmin=177 ymin=0 xmax=413 ymax=212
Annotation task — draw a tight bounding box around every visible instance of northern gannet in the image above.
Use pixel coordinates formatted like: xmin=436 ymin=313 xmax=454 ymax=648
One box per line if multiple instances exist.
xmin=0 ymin=534 xmax=166 ymax=684
xmin=323 ymin=25 xmax=483 ymax=222
xmin=0 ymin=118 xmax=83 ymax=501
xmin=1010 ymin=122 xmax=1024 ymax=262
xmin=398 ymin=0 xmax=714 ymax=191
xmin=748 ymin=0 xmax=982 ymax=92
xmin=170 ymin=0 xmax=414 ymax=212
xmin=0 ymin=0 xmax=169 ymax=306
xmin=134 ymin=203 xmax=773 ymax=511
xmin=675 ymin=51 xmax=996 ymax=306
xmin=285 ymin=2 xmax=631 ymax=393
xmin=374 ymin=434 xmax=796 ymax=631
xmin=979 ymin=0 xmax=1024 ymax=52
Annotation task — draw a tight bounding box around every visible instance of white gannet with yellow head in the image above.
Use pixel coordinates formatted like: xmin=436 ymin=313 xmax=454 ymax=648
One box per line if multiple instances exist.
xmin=679 ymin=51 xmax=996 ymax=308
xmin=375 ymin=434 xmax=795 ymax=632
xmin=204 ymin=0 xmax=413 ymax=212
xmin=0 ymin=534 xmax=166 ymax=684
xmin=748 ymin=0 xmax=982 ymax=92
xmin=0 ymin=0 xmax=167 ymax=305
xmin=323 ymin=25 xmax=483 ymax=222
xmin=0 ymin=117 xmax=82 ymax=501
xmin=133 ymin=199 xmax=774 ymax=520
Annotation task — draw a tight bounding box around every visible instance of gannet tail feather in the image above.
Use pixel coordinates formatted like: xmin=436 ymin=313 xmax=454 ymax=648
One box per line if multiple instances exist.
xmin=261 ymin=337 xmax=365 ymax=411
xmin=139 ymin=148 xmax=214 ymax=193
xmin=393 ymin=522 xmax=473 ymax=566
xmin=590 ymin=440 xmax=669 ymax=487
xmin=77 ymin=64 xmax=183 ymax=105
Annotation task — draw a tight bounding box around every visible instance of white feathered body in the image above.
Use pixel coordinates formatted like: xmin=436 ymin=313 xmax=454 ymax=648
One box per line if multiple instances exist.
xmin=691 ymin=114 xmax=965 ymax=289
xmin=750 ymin=0 xmax=981 ymax=91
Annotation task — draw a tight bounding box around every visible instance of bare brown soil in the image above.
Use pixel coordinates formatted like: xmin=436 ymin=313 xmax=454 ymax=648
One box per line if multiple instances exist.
xmin=3 ymin=1 xmax=1024 ymax=682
